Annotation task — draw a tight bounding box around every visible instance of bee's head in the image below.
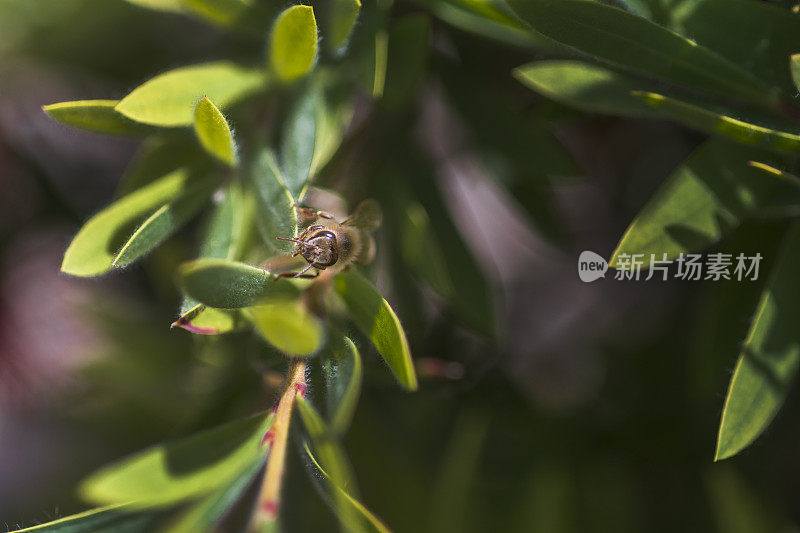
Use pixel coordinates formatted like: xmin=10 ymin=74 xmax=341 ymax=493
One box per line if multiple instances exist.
xmin=278 ymin=230 xmax=338 ymax=268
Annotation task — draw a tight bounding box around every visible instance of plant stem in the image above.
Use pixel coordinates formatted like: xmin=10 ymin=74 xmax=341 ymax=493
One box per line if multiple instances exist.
xmin=251 ymin=357 xmax=307 ymax=531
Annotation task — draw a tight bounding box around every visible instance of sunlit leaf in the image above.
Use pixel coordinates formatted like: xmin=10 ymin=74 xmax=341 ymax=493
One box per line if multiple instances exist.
xmin=62 ymin=168 xmax=199 ymax=277
xmin=326 ymin=0 xmax=361 ymax=56
xmin=121 ymin=0 xmax=185 ymax=13
xmin=116 ymin=62 xmax=266 ymax=127
xmin=635 ymin=91 xmax=800 ymax=154
xmin=334 ymin=271 xmax=417 ymax=390
xmin=715 ymin=224 xmax=800 ymax=460
xmin=42 ymin=100 xmax=153 ymax=136
xmin=244 ymin=299 xmax=324 ymax=356
xmin=269 ymin=5 xmax=318 ymax=83
xmin=504 ymin=0 xmax=774 ymax=105
xmin=610 ymin=140 xmax=796 ymax=268
xmin=10 ymin=505 xmax=159 ymax=532
xmin=172 ymin=303 xmax=239 ymax=335
xmin=323 ymin=334 xmax=363 ymax=434
xmin=193 ymin=96 xmax=236 ymax=166
xmin=513 ymin=60 xmax=663 ymax=118
xmin=81 ymin=413 xmax=273 ymax=508
xmin=113 ymin=173 xmax=218 ymax=267
xmin=163 ymin=460 xmax=263 ymax=533
xmin=179 ymin=258 xmax=293 ymax=308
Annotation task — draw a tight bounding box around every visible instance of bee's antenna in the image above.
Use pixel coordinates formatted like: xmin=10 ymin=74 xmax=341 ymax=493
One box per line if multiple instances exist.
xmin=276 ymin=237 xmax=321 ymax=251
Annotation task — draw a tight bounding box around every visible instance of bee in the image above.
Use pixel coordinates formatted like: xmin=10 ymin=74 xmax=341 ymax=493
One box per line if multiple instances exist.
xmin=276 ymin=199 xmax=382 ymax=278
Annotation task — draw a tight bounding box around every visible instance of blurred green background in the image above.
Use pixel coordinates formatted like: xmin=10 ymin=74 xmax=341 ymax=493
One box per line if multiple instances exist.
xmin=1 ymin=0 xmax=799 ymax=531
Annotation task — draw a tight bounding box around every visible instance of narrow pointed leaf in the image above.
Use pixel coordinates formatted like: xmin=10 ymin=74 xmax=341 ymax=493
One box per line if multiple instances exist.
xmin=504 ymin=0 xmax=773 ymax=105
xmin=62 ymin=168 xmax=197 ymax=277
xmin=323 ymin=334 xmax=363 ymax=434
xmin=10 ymin=505 xmax=159 ymax=532
xmin=716 ymin=224 xmax=800 ymax=460
xmin=302 ymin=441 xmax=391 ymax=533
xmin=116 ymin=62 xmax=266 ymax=126
xmin=382 ymin=15 xmax=431 ymax=110
xmin=334 ymin=271 xmax=417 ymax=390
xmin=281 ymin=85 xmax=317 ymax=198
xmin=113 ymin=173 xmax=217 ymax=267
xmin=193 ymin=96 xmax=236 ymax=166
xmin=270 ymin=5 xmax=319 ymax=83
xmin=635 ymin=91 xmax=800 ymax=154
xmin=610 ymin=140 xmax=794 ymax=268
xmin=244 ymin=299 xmax=324 ymax=356
xmin=81 ymin=413 xmax=274 ymax=508
xmin=42 ymin=100 xmax=154 ymax=136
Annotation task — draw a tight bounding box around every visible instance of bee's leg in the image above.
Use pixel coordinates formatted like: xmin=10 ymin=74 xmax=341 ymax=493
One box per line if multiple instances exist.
xmin=294 ymin=204 xmax=335 ymax=224
xmin=293 ymin=263 xmax=318 ymax=278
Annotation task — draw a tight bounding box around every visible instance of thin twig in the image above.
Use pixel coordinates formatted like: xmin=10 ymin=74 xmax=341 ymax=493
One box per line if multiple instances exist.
xmin=250 ymin=358 xmax=307 ymax=531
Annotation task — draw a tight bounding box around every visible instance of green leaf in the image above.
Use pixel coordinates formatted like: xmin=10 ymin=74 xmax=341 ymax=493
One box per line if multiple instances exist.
xmin=113 ymin=173 xmax=218 ymax=268
xmin=248 ymin=147 xmax=297 ymax=254
xmin=674 ymin=0 xmax=800 ymax=98
xmin=269 ymin=5 xmax=319 ymax=83
xmin=302 ymin=442 xmax=391 ymax=533
xmin=179 ymin=258 xmax=290 ymax=309
xmin=193 ymin=96 xmax=237 ymax=166
xmin=183 ymin=0 xmax=251 ymax=26
xmin=281 ymin=85 xmax=317 ymax=199
xmin=81 ymin=412 xmax=274 ymax=508
xmin=635 ymin=91 xmax=800 ymax=154
xmin=323 ymin=334 xmax=363 ymax=434
xmin=116 ymin=62 xmax=266 ymax=127
xmin=164 ymin=460 xmax=263 ymax=533
xmin=610 ymin=140 xmax=791 ymax=268
xmin=334 ymin=271 xmax=417 ymax=390
xmin=513 ymin=60 xmax=664 ymax=118
xmin=244 ymin=299 xmax=324 ymax=356
xmin=326 ymin=0 xmax=361 ymax=56
xmin=382 ymin=14 xmax=431 ymax=110
xmin=308 ymin=82 xmax=355 ymax=178
xmin=42 ymin=100 xmax=153 ymax=136
xmin=297 ymin=397 xmax=389 ymax=533
xmin=504 ymin=0 xmax=774 ymax=105
xmin=10 ymin=505 xmax=159 ymax=532
xmin=62 ymin=168 xmax=200 ymax=277
xmin=401 ymin=202 xmax=454 ymax=297
xmin=715 ymin=224 xmax=800 ymax=460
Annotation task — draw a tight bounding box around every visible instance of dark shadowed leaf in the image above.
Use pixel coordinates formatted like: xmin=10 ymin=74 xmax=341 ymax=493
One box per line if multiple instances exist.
xmin=42 ymin=100 xmax=154 ymax=136
xmin=113 ymin=173 xmax=218 ymax=267
xmin=382 ymin=14 xmax=431 ymax=110
xmin=62 ymin=168 xmax=199 ymax=277
xmin=116 ymin=62 xmax=266 ymax=126
xmin=81 ymin=413 xmax=274 ymax=508
xmin=269 ymin=5 xmax=319 ymax=83
xmin=716 ymin=224 xmax=800 ymax=460
xmin=281 ymin=85 xmax=317 ymax=199
xmin=326 ymin=0 xmax=361 ymax=56
xmin=115 ymin=135 xmax=203 ymax=198
xmin=334 ymin=271 xmax=417 ymax=390
xmin=504 ymin=0 xmax=774 ymax=105
xmin=323 ymin=334 xmax=363 ymax=434
xmin=248 ymin=147 xmax=297 ymax=254
xmin=193 ymin=96 xmax=237 ymax=166
xmin=610 ymin=140 xmax=798 ymax=268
